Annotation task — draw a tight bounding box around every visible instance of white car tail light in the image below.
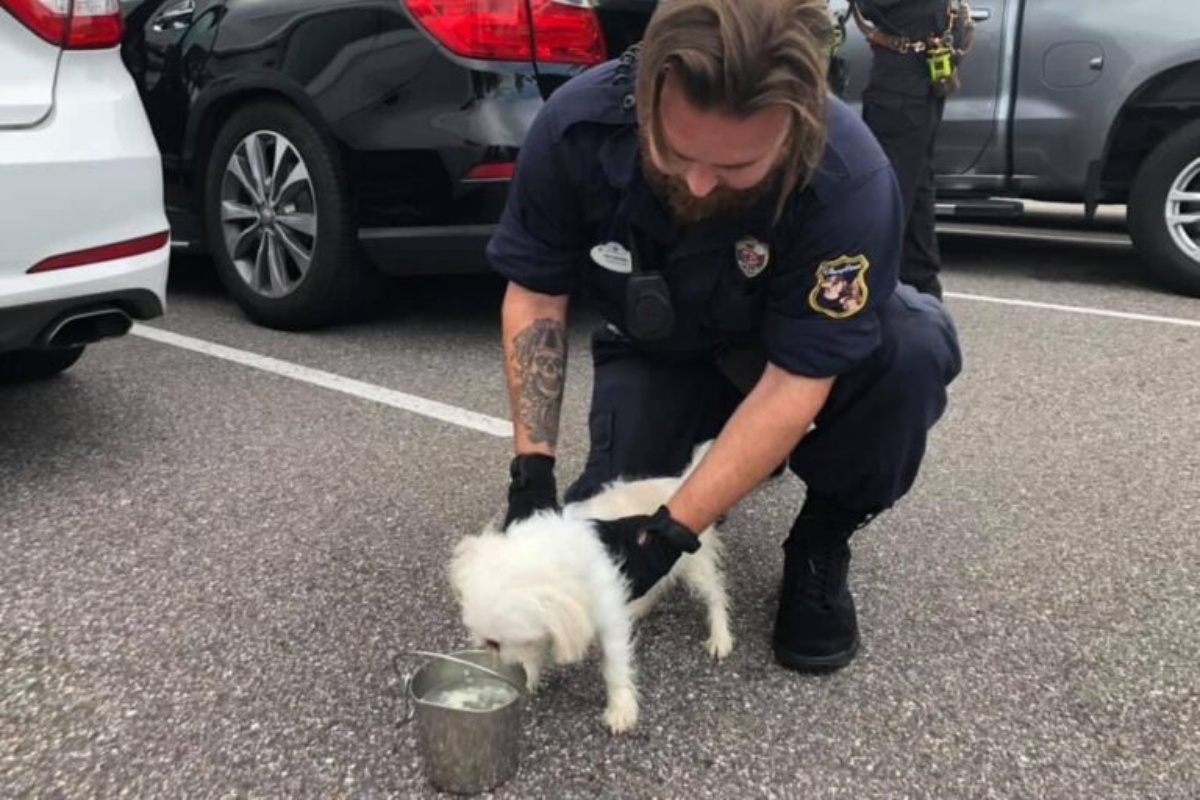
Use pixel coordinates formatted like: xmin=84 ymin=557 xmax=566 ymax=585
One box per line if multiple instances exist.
xmin=1 ymin=0 xmax=124 ymax=49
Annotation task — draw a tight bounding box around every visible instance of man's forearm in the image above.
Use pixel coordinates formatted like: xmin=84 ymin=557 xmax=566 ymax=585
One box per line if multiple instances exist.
xmin=666 ymin=363 xmax=834 ymax=534
xmin=502 ymin=281 xmax=570 ymax=456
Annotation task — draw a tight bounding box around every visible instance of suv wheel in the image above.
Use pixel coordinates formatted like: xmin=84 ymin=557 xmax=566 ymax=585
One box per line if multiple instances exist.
xmin=203 ymin=101 xmax=367 ymax=330
xmin=1128 ymin=118 xmax=1200 ymax=297
xmin=0 ymin=347 xmax=85 ymax=384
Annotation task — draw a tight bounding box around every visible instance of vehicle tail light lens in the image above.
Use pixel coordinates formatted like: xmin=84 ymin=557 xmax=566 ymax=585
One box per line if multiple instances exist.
xmin=66 ymin=0 xmax=123 ymax=49
xmin=530 ymin=0 xmax=605 ymax=65
xmin=1 ymin=0 xmax=124 ymax=50
xmin=406 ymin=0 xmax=606 ymax=65
xmin=463 ymin=161 xmax=516 ymax=182
xmin=28 ymin=231 xmax=170 ymax=274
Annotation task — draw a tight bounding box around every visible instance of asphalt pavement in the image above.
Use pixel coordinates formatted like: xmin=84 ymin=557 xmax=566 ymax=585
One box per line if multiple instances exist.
xmin=2 ymin=217 xmax=1198 ymax=798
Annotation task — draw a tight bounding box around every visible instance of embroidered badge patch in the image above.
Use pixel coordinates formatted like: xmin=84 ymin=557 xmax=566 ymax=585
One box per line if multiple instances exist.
xmin=734 ymin=237 xmax=770 ymax=278
xmin=808 ymin=255 xmax=870 ymax=319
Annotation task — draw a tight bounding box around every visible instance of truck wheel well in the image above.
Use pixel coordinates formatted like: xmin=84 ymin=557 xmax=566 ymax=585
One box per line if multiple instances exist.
xmin=1101 ymin=61 xmax=1200 ymax=202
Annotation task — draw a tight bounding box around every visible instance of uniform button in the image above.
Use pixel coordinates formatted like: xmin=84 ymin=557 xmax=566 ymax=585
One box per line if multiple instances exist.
xmin=622 ymin=94 xmax=636 ymax=109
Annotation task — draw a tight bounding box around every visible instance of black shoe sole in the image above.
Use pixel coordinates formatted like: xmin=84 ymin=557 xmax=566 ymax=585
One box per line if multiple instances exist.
xmin=772 ymin=635 xmax=859 ymax=673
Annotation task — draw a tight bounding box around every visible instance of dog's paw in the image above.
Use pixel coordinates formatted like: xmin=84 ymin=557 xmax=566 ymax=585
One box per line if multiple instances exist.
xmin=522 ymin=663 xmax=542 ymax=694
xmin=601 ymin=689 xmax=639 ymax=734
xmin=704 ymin=629 xmax=734 ymax=661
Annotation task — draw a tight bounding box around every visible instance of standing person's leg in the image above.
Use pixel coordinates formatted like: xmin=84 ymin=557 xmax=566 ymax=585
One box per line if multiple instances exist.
xmin=862 ymin=86 xmax=945 ymax=298
xmin=564 ymin=328 xmax=741 ymax=504
xmin=773 ymin=286 xmax=963 ymax=671
xmin=900 ymin=96 xmax=947 ymax=299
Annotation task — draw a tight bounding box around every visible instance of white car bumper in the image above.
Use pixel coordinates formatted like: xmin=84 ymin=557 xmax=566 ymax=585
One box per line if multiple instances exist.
xmin=0 ymin=48 xmax=169 ymax=351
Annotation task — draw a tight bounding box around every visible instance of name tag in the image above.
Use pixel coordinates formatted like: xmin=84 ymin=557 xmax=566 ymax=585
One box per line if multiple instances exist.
xmin=590 ymin=241 xmax=633 ymax=274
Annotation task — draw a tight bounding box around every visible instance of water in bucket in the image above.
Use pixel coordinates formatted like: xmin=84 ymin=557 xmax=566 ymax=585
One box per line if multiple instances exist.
xmin=422 ymin=674 xmax=522 ymax=711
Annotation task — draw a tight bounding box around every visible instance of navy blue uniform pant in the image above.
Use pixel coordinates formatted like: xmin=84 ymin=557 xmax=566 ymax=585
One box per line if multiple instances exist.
xmin=564 ymin=286 xmax=963 ymax=517
xmin=862 ymin=88 xmax=947 ymax=300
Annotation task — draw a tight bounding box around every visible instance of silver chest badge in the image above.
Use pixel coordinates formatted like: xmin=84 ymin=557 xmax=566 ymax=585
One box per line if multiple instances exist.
xmin=735 ymin=237 xmax=770 ymax=278
xmin=590 ymin=241 xmax=633 ymax=274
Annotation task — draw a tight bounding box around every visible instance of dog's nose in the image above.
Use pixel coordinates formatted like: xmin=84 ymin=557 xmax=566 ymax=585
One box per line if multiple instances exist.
xmin=484 ymin=639 xmax=500 ymax=652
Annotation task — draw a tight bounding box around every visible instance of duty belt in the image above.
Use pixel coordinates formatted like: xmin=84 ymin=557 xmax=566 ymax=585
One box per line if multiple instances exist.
xmin=851 ymin=0 xmax=975 ymax=56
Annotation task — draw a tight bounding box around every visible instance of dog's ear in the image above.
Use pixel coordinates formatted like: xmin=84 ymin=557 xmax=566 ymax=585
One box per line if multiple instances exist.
xmin=448 ymin=535 xmax=485 ymax=602
xmin=536 ymin=581 xmax=596 ymax=664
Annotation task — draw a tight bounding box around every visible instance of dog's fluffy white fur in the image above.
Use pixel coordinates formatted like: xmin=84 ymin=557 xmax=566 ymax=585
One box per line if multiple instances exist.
xmin=449 ymin=442 xmax=732 ymax=734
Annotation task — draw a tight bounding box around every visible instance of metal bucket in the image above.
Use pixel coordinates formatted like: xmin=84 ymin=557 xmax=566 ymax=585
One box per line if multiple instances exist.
xmin=396 ymin=649 xmax=528 ymax=796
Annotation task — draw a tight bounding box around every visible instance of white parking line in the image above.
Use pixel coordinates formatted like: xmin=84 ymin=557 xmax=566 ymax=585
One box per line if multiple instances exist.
xmin=129 ymin=289 xmax=1197 ymax=437
xmin=945 ymin=292 xmax=1200 ymax=328
xmin=130 ymin=324 xmax=513 ymax=438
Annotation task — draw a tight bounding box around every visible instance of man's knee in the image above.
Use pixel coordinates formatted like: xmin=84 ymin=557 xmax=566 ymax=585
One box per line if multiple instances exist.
xmin=885 ymin=290 xmax=963 ymax=425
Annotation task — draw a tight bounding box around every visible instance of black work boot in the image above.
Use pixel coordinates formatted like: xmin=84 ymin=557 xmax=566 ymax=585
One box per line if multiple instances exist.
xmin=773 ymin=495 xmax=873 ymax=673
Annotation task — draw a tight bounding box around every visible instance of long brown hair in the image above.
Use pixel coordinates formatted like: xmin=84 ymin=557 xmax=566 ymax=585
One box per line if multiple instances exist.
xmin=635 ymin=0 xmax=834 ymax=223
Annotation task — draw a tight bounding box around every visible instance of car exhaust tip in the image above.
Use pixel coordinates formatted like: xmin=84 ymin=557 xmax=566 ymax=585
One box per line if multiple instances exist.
xmin=41 ymin=308 xmax=133 ymax=348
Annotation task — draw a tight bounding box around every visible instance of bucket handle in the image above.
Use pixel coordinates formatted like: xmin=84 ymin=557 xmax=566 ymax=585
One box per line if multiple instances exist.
xmin=392 ymin=649 xmax=527 ymax=726
xmin=392 ymin=653 xmax=417 ymax=727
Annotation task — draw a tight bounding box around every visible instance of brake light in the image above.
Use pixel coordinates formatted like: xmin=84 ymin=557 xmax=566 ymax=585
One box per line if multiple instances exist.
xmin=1 ymin=0 xmax=124 ymax=49
xmin=463 ymin=161 xmax=516 ymax=183
xmin=28 ymin=232 xmax=170 ymax=274
xmin=66 ymin=0 xmax=123 ymax=48
xmin=406 ymin=0 xmax=606 ymax=65
xmin=530 ymin=0 xmax=605 ymax=65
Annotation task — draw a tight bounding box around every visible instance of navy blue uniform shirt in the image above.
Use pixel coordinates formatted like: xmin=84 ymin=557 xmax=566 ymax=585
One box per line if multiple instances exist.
xmin=487 ymin=57 xmax=904 ymax=379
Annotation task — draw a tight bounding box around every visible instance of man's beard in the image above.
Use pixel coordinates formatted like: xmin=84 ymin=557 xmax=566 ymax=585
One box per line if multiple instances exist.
xmin=639 ymin=127 xmax=782 ymax=225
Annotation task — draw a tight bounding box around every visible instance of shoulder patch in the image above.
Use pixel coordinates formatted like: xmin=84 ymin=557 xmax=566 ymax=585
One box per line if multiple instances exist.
xmin=808 ymin=255 xmax=870 ymax=319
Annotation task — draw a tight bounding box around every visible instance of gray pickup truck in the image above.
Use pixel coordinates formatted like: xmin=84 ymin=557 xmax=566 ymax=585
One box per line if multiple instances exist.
xmin=829 ymin=0 xmax=1200 ymax=297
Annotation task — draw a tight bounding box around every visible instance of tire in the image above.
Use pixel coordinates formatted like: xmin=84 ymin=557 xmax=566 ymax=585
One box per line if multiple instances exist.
xmin=1128 ymin=118 xmax=1200 ymax=297
xmin=0 ymin=347 xmax=85 ymax=385
xmin=202 ymin=100 xmax=368 ymax=330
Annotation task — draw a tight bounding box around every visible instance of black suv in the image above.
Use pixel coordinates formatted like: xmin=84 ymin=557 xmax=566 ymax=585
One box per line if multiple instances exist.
xmin=120 ymin=0 xmax=655 ymax=330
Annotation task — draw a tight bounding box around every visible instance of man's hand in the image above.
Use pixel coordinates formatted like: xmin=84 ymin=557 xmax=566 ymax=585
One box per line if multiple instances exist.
xmin=504 ymin=453 xmax=559 ymax=528
xmin=594 ymin=506 xmax=700 ymax=598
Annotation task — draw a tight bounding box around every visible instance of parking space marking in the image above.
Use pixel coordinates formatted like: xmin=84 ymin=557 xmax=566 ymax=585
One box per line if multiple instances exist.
xmin=130 ymin=324 xmax=513 ymax=438
xmin=945 ymin=292 xmax=1200 ymax=328
xmin=130 ymin=290 xmax=1196 ymax=438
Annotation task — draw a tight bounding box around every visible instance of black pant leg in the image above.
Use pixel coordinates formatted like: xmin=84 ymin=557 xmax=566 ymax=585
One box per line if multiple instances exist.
xmin=564 ymin=328 xmax=741 ymax=504
xmin=862 ymin=88 xmax=945 ymax=298
xmin=901 ymin=96 xmax=946 ymax=298
xmin=787 ymin=286 xmax=963 ymax=515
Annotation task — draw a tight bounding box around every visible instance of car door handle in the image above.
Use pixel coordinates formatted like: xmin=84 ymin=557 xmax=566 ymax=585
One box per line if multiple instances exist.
xmin=151 ymin=0 xmax=195 ymax=32
xmin=970 ymin=8 xmax=992 ymax=21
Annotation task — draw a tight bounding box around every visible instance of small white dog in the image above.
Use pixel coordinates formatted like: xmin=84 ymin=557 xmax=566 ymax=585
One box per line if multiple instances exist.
xmin=449 ymin=443 xmax=733 ymax=734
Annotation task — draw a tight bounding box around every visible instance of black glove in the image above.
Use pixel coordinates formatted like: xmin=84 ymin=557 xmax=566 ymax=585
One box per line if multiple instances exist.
xmin=503 ymin=453 xmax=559 ymax=528
xmin=594 ymin=505 xmax=700 ymax=598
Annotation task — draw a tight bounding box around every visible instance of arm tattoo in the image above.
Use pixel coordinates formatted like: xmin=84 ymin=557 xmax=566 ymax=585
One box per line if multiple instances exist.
xmin=510 ymin=318 xmax=567 ymax=447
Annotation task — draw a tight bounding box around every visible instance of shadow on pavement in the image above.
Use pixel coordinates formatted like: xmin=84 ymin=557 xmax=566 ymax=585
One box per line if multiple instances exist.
xmin=167 ymin=253 xmax=588 ymax=332
xmin=169 ymin=231 xmax=1177 ymax=327
xmin=939 ymin=234 xmax=1176 ymax=294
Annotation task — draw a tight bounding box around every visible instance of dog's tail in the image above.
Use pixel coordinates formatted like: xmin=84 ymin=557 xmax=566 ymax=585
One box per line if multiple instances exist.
xmin=681 ymin=439 xmax=715 ymax=481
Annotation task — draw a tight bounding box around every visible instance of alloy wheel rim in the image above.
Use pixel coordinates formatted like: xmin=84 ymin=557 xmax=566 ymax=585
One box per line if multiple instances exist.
xmin=220 ymin=131 xmax=317 ymax=298
xmin=1166 ymin=155 xmax=1200 ymax=264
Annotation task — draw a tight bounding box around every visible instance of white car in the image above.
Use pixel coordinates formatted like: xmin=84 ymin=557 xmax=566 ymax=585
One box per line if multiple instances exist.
xmin=1 ymin=0 xmax=169 ymax=384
